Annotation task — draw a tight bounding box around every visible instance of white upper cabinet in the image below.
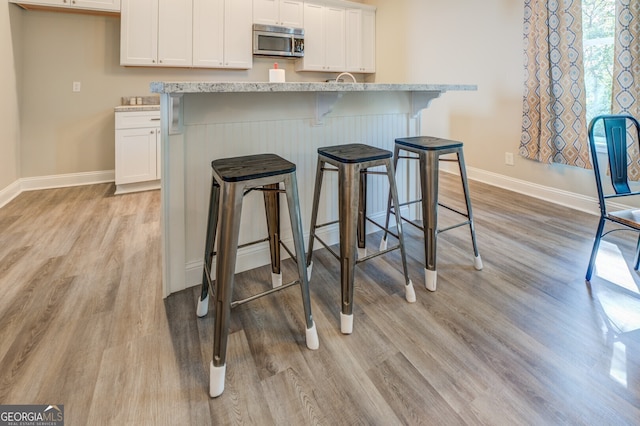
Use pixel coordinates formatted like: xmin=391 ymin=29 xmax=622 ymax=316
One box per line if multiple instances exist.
xmin=9 ymin=0 xmax=120 ymax=12
xmin=193 ymin=0 xmax=252 ymax=69
xmin=296 ymin=2 xmax=345 ymax=72
xmin=346 ymin=8 xmax=375 ymax=73
xmin=121 ymin=0 xmax=250 ymax=69
xmin=253 ymin=0 xmax=303 ymax=28
xmin=120 ymin=0 xmax=192 ymax=67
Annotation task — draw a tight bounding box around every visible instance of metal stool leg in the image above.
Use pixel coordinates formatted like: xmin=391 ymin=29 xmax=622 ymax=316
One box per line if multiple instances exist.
xmin=198 ymin=177 xmax=220 ymax=318
xmin=338 ymin=163 xmax=360 ymax=334
xmin=457 ymin=150 xmax=483 ymax=270
xmin=306 ymin=157 xmax=325 ymax=278
xmin=385 ymin=158 xmax=416 ymax=303
xmin=263 ymin=183 xmax=283 ymax=288
xmin=210 ymin=181 xmax=244 ymax=398
xmin=380 ymin=145 xmax=401 ymax=251
xmin=357 ymin=168 xmax=367 ymax=259
xmin=283 ymin=172 xmax=319 ymax=350
xmin=421 ymin=151 xmax=439 ymax=291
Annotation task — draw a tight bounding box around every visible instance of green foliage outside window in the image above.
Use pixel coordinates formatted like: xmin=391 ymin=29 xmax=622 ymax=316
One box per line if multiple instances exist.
xmin=582 ymin=0 xmax=615 ymax=136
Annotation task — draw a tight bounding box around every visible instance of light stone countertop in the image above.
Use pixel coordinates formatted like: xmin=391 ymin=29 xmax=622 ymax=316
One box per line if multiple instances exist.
xmin=114 ymin=105 xmax=161 ymax=112
xmin=149 ymin=81 xmax=477 ymax=94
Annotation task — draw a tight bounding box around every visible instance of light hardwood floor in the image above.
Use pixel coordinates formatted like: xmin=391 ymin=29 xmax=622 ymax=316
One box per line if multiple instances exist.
xmin=1 ymin=178 xmax=639 ymax=425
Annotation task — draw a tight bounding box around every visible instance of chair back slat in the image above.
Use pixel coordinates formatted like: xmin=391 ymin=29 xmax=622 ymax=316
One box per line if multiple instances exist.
xmin=603 ymin=116 xmax=632 ymax=194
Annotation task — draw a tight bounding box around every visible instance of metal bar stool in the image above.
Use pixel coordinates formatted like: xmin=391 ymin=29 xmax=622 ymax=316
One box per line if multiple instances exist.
xmin=196 ymin=153 xmax=319 ymax=398
xmin=382 ymin=136 xmax=483 ymax=291
xmin=306 ymin=143 xmax=415 ymax=335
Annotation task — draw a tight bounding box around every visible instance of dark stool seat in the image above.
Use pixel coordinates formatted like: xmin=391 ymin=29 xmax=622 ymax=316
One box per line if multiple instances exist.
xmin=197 ymin=153 xmax=319 ymax=398
xmin=307 ymin=143 xmax=415 ymax=335
xmin=382 ymin=136 xmax=483 ymax=291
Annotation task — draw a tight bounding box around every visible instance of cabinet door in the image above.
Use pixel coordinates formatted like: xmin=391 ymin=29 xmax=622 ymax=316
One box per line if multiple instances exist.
xmin=361 ymin=9 xmax=375 ymax=72
xmin=253 ymin=0 xmax=279 ymax=26
xmin=116 ymin=128 xmax=158 ymax=185
xmin=193 ymin=0 xmax=224 ymax=67
xmin=345 ymin=9 xmax=362 ymax=73
xmin=223 ymin=0 xmax=252 ymax=69
xmin=158 ymin=0 xmax=192 ymax=67
xmin=323 ymin=6 xmax=345 ymax=71
xmin=8 ymin=0 xmax=68 ymax=7
xmin=296 ymin=2 xmax=324 ymax=71
xmin=120 ymin=0 xmax=158 ymax=65
xmin=74 ymin=0 xmax=120 ymax=11
xmin=279 ymin=0 xmax=303 ymax=28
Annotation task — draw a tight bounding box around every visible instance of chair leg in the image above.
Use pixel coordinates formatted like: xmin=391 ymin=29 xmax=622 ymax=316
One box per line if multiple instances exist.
xmin=634 ymin=234 xmax=640 ymax=271
xmin=306 ymin=158 xmax=325 ymax=278
xmin=198 ymin=178 xmax=220 ymax=318
xmin=457 ymin=150 xmax=483 ymax=271
xmin=421 ymin=152 xmax=439 ymax=291
xmin=586 ymin=217 xmax=606 ymax=281
xmin=263 ymin=183 xmax=282 ymax=288
xmin=210 ymin=182 xmax=244 ymax=398
xmin=385 ymin=158 xmax=415 ymax=303
xmin=338 ymin=164 xmax=359 ymax=334
xmin=284 ymin=172 xmax=319 ymax=350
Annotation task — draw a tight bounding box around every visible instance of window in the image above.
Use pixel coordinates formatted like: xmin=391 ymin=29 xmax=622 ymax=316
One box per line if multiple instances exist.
xmin=582 ymin=0 xmax=615 ymax=141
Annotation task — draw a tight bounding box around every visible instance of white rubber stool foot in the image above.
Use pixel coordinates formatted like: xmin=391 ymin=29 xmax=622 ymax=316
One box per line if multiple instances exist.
xmin=305 ymin=321 xmax=320 ymax=350
xmin=425 ymin=268 xmax=437 ymax=292
xmin=271 ymin=272 xmax=282 ymax=288
xmin=196 ymin=294 xmax=209 ymax=318
xmin=474 ymin=255 xmax=484 ymax=270
xmin=379 ymin=238 xmax=388 ymax=251
xmin=307 ymin=262 xmax=314 ymax=280
xmin=358 ymin=247 xmax=367 ymax=259
xmin=209 ymin=361 xmax=226 ymax=398
xmin=405 ymin=280 xmax=416 ymax=303
xmin=340 ymin=312 xmax=353 ymax=334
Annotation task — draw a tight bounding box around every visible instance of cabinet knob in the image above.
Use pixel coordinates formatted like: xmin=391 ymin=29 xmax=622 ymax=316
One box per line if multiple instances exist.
xmin=150 ymin=130 xmax=155 ymax=134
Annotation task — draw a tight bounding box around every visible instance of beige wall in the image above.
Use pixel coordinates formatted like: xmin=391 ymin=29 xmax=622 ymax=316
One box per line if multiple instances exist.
xmin=9 ymin=0 xmax=597 ymax=199
xmin=0 ymin=4 xmax=21 ymax=189
xmin=370 ymin=0 xmax=596 ymax=198
xmin=14 ymin=7 xmax=330 ymax=179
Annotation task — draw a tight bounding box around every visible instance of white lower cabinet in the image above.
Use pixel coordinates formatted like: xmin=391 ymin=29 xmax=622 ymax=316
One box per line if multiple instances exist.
xmin=115 ymin=110 xmax=161 ymax=194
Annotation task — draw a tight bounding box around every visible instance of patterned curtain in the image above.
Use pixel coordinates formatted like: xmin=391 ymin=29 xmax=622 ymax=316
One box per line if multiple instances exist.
xmin=611 ymin=0 xmax=640 ymax=180
xmin=520 ymin=0 xmax=591 ymax=168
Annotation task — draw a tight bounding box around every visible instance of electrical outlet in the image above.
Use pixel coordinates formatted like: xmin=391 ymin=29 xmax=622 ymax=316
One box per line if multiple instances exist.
xmin=505 ymin=152 xmax=514 ymax=166
xmin=72 ymin=81 xmax=81 ymax=92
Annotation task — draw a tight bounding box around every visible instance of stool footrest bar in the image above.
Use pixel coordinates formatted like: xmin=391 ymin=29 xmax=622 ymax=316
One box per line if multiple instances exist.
xmin=230 ymin=279 xmax=301 ymax=308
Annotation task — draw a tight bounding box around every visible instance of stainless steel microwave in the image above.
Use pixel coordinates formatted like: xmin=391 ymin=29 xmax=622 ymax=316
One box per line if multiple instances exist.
xmin=253 ymin=24 xmax=304 ymax=58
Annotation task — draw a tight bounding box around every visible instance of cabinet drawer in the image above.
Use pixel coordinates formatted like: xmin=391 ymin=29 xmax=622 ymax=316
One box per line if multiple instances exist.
xmin=115 ymin=110 xmax=161 ymax=129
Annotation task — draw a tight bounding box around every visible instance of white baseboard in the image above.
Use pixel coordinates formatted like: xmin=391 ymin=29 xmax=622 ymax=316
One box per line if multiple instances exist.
xmin=464 ymin=166 xmax=634 ymax=215
xmin=0 ymin=180 xmax=22 ymax=209
xmin=0 ymin=170 xmax=115 ymax=209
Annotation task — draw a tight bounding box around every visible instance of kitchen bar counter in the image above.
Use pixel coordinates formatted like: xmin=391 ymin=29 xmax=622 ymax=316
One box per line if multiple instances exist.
xmin=150 ymin=81 xmax=477 ymax=94
xmin=151 ymin=81 xmax=476 ymax=297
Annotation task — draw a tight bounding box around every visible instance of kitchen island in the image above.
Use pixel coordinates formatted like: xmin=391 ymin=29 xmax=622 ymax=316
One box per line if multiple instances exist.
xmin=150 ymin=81 xmax=477 ymax=297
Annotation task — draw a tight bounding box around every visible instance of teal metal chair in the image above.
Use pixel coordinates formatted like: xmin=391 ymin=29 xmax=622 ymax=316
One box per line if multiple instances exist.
xmin=586 ymin=114 xmax=640 ymax=281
